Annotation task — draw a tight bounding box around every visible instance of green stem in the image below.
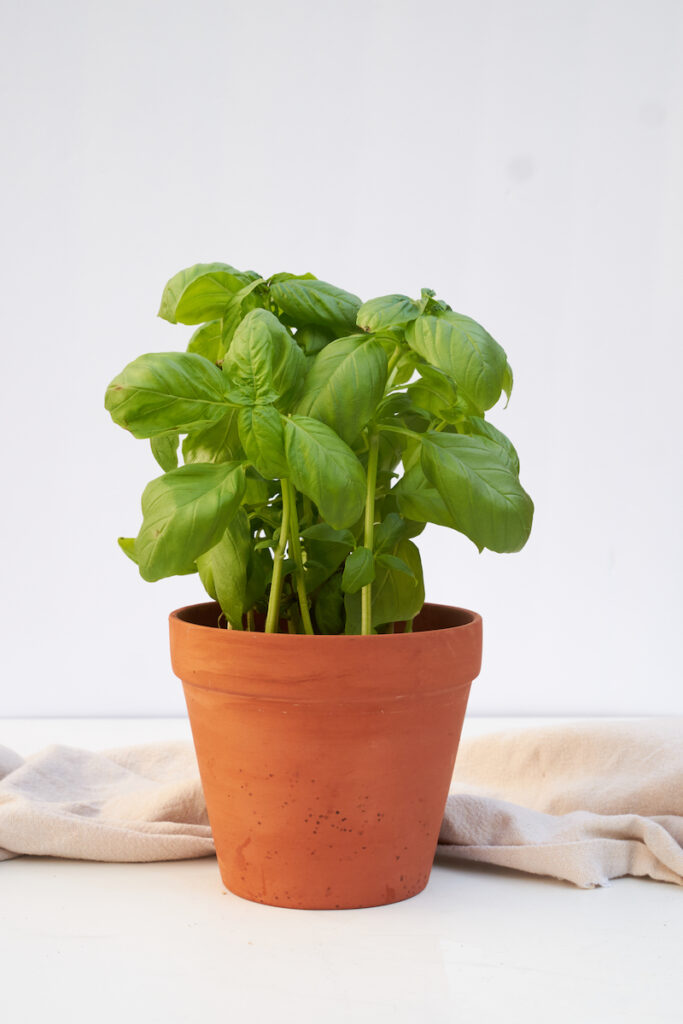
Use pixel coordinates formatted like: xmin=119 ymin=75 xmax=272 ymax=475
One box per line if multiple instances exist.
xmin=265 ymin=482 xmax=291 ymax=634
xmin=361 ymin=433 xmax=380 ymax=636
xmin=283 ymin=478 xmax=314 ymax=636
xmin=385 ymin=345 xmax=403 ymax=390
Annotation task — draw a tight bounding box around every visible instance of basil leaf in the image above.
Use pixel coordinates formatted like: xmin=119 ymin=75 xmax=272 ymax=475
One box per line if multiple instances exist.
xmin=238 ymin=405 xmax=288 ymax=479
xmin=150 ymin=433 xmax=179 ymax=473
xmin=300 ymin=524 xmax=355 ymax=591
xmin=105 ymin=352 xmax=230 ymax=439
xmin=295 ymin=335 xmax=388 ymax=445
xmin=341 ymin=547 xmax=375 ymax=594
xmin=117 ymin=537 xmax=138 ymax=564
xmin=135 ymin=461 xmax=246 ymax=581
xmin=313 ymin=574 xmax=345 ymax=634
xmin=357 ymin=294 xmax=421 ymax=333
xmin=502 ymin=362 xmax=514 ymax=406
xmin=295 ymin=324 xmax=335 ymax=356
xmin=283 ymin=415 xmax=366 ymax=530
xmin=182 ymin=409 xmax=241 ymax=464
xmin=223 ymin=309 xmax=304 ymax=409
xmin=187 ymin=320 xmax=223 ymax=363
xmin=375 ymin=552 xmax=414 ymax=578
xmin=158 ymin=263 xmax=259 ymax=324
xmin=197 ymin=508 xmax=251 ymax=628
xmin=270 ymin=278 xmax=361 ymax=334
xmin=461 ymin=417 xmax=520 ymax=475
xmin=420 ymin=432 xmax=533 ymax=552
xmin=393 ymin=463 xmax=455 ymax=529
xmin=219 ymin=278 xmax=267 ymax=354
xmin=407 ymin=313 xmax=508 ymax=413
xmin=345 ymin=538 xmax=424 ymax=631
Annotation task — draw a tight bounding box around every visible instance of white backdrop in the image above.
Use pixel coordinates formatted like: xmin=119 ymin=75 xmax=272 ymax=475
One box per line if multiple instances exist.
xmin=1 ymin=0 xmax=681 ymax=716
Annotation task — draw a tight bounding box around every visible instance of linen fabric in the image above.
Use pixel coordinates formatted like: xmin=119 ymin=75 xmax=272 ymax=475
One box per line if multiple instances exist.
xmin=1 ymin=719 xmax=681 ymax=887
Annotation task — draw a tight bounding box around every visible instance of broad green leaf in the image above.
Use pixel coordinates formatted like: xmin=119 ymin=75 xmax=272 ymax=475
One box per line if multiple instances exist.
xmin=182 ymin=409 xmax=241 ymax=464
xmin=420 ymin=432 xmax=533 ymax=552
xmin=295 ymin=324 xmax=335 ymax=355
xmin=238 ymin=405 xmax=288 ymax=479
xmin=392 ymin=463 xmax=455 ymax=529
xmin=295 ymin=336 xmax=388 ymax=445
xmin=283 ymin=415 xmax=366 ymax=530
xmin=407 ymin=313 xmax=508 ymax=413
xmin=341 ymin=546 xmax=375 ymax=594
xmin=374 ymin=512 xmax=422 ymax=552
xmin=135 ymin=462 xmax=246 ymax=581
xmin=345 ymin=538 xmax=424 ymax=631
xmin=197 ymin=508 xmax=251 ymax=628
xmin=301 ymin=523 xmax=356 ymax=589
xmin=187 ymin=320 xmax=223 ymax=363
xmin=461 ymin=417 xmax=520 ymax=474
xmin=219 ymin=278 xmax=267 ymax=354
xmin=105 ymin=352 xmax=230 ymax=439
xmin=242 ymin=471 xmax=270 ymax=507
xmin=150 ymin=433 xmax=179 ymax=472
xmin=158 ymin=263 xmax=259 ymax=324
xmin=118 ymin=537 xmax=138 ymax=564
xmin=244 ymin=546 xmax=272 ymax=609
xmin=357 ymin=294 xmax=421 ymax=332
xmin=314 ymin=574 xmax=345 ymax=634
xmin=223 ymin=309 xmax=304 ymax=409
xmin=502 ymin=362 xmax=513 ymax=407
xmin=375 ymin=552 xmax=414 ymax=578
xmin=270 ymin=278 xmax=361 ymax=334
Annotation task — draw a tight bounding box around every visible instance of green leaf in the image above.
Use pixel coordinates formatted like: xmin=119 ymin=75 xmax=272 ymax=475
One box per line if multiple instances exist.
xmin=187 ymin=320 xmax=223 ymax=363
xmin=502 ymin=362 xmax=513 ymax=407
xmin=135 ymin=462 xmax=246 ymax=581
xmin=270 ymin=278 xmax=361 ymax=334
xmin=197 ymin=508 xmax=251 ymax=628
xmin=375 ymin=552 xmax=414 ymax=578
xmin=420 ymin=432 xmax=533 ymax=552
xmin=374 ymin=512 xmax=420 ymax=552
xmin=461 ymin=417 xmax=520 ymax=475
xmin=219 ymin=278 xmax=267 ymax=354
xmin=242 ymin=471 xmax=270 ymax=507
xmin=295 ymin=324 xmax=335 ymax=356
xmin=182 ymin=409 xmax=241 ymax=464
xmin=223 ymin=309 xmax=305 ymax=409
xmin=238 ymin=405 xmax=288 ymax=479
xmin=245 ymin=546 xmax=272 ymax=609
xmin=158 ymin=263 xmax=259 ymax=324
xmin=105 ymin=352 xmax=230 ymax=439
xmin=150 ymin=433 xmax=179 ymax=473
xmin=341 ymin=547 xmax=375 ymax=594
xmin=393 ymin=463 xmax=455 ymax=529
xmin=344 ymin=538 xmax=424 ymax=631
xmin=314 ymin=574 xmax=345 ymax=634
xmin=283 ymin=416 xmax=366 ymax=530
xmin=407 ymin=313 xmax=508 ymax=413
xmin=118 ymin=537 xmax=138 ymax=564
xmin=295 ymin=336 xmax=388 ymax=445
xmin=357 ymin=294 xmax=421 ymax=332
xmin=300 ymin=523 xmax=356 ymax=590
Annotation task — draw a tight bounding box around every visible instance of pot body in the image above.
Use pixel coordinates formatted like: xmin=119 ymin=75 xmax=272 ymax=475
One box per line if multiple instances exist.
xmin=169 ymin=602 xmax=482 ymax=909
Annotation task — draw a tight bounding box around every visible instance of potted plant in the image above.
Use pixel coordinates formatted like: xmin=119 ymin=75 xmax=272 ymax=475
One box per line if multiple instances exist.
xmin=105 ymin=262 xmax=533 ymax=909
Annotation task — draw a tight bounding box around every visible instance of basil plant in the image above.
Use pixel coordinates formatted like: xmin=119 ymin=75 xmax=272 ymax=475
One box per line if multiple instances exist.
xmin=105 ymin=263 xmax=533 ymax=636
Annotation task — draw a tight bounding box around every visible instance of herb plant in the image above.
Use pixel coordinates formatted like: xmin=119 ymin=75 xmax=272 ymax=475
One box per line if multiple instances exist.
xmin=105 ymin=263 xmax=533 ymax=635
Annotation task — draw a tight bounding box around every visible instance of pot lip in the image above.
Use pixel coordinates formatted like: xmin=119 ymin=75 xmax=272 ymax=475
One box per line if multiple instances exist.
xmin=169 ymin=600 xmax=481 ymax=641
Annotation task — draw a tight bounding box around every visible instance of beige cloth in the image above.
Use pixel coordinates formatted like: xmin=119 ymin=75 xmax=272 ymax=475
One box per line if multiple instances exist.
xmin=1 ymin=720 xmax=681 ymax=887
xmin=438 ymin=718 xmax=683 ymax=887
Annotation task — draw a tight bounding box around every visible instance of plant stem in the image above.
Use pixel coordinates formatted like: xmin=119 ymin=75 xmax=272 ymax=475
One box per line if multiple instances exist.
xmin=283 ymin=478 xmax=314 ymax=635
xmin=246 ymin=610 xmax=255 ymax=632
xmin=265 ymin=482 xmax=291 ymax=634
xmin=385 ymin=345 xmax=403 ymax=390
xmin=361 ymin=433 xmax=380 ymax=636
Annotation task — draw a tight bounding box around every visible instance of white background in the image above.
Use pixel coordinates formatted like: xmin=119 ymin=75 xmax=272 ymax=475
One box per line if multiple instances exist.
xmin=1 ymin=0 xmax=681 ymax=716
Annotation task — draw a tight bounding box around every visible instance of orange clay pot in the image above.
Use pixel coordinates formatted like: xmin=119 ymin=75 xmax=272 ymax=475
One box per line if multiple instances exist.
xmin=169 ymin=601 xmax=482 ymax=910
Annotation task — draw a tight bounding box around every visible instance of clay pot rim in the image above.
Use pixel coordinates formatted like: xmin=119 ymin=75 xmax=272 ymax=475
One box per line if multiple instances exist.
xmin=170 ymin=600 xmax=481 ymax=642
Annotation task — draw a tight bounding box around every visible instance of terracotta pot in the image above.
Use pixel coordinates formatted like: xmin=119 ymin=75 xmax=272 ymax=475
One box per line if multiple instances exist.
xmin=169 ymin=601 xmax=482 ymax=910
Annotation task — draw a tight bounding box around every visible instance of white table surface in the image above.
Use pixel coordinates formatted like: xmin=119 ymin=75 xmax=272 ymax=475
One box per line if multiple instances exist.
xmin=1 ymin=717 xmax=681 ymax=1024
